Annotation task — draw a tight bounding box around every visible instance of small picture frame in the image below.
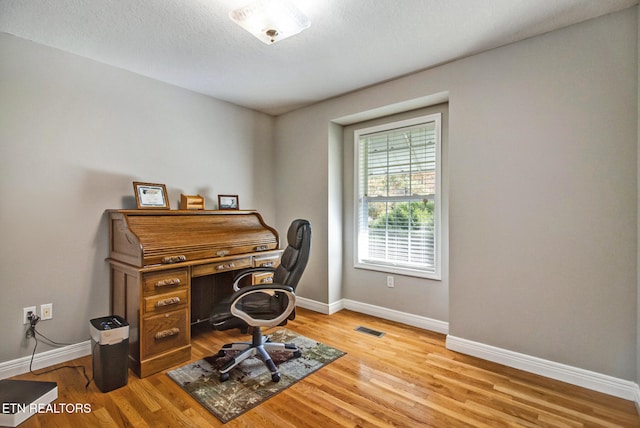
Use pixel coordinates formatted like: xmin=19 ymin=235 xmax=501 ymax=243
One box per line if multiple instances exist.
xmin=218 ymin=194 xmax=239 ymax=210
xmin=133 ymin=182 xmax=170 ymax=209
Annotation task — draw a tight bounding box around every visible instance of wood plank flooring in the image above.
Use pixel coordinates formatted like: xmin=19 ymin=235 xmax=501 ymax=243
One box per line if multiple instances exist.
xmin=10 ymin=308 xmax=640 ymax=427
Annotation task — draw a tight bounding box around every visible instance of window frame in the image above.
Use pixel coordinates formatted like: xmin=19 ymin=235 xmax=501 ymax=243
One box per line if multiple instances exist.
xmin=353 ymin=113 xmax=442 ymax=280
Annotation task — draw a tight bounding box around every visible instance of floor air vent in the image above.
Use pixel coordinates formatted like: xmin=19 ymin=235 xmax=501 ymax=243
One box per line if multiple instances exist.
xmin=355 ymin=326 xmax=385 ymax=337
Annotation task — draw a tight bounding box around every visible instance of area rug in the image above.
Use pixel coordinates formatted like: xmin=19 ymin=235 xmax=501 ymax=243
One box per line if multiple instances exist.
xmin=167 ymin=329 xmax=345 ymax=423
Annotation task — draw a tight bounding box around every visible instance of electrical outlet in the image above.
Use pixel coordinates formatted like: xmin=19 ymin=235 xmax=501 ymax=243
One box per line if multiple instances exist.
xmin=41 ymin=303 xmax=53 ymax=320
xmin=23 ymin=306 xmax=36 ymax=324
xmin=387 ymin=276 xmax=394 ymax=288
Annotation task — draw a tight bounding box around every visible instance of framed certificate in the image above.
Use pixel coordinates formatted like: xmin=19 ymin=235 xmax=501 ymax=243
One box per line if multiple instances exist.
xmin=133 ymin=182 xmax=170 ymax=209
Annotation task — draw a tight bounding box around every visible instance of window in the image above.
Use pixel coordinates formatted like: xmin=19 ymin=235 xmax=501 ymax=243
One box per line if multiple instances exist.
xmin=354 ymin=114 xmax=441 ymax=279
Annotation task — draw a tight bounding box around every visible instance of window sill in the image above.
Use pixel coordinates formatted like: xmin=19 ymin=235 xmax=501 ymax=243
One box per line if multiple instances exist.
xmin=354 ymin=262 xmax=441 ymax=281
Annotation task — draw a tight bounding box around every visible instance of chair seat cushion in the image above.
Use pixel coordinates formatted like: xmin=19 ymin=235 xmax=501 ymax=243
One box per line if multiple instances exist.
xmin=210 ymin=292 xmax=289 ymax=330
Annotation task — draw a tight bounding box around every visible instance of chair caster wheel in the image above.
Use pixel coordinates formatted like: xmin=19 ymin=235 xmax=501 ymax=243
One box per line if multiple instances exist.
xmin=271 ymin=373 xmax=281 ymax=382
xmin=220 ymin=372 xmax=230 ymax=382
xmin=293 ymin=350 xmax=302 ymax=358
xmin=217 ymin=350 xmax=226 ymax=358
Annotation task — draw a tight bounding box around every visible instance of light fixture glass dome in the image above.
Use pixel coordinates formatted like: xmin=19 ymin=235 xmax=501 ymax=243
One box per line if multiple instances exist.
xmin=229 ymin=0 xmax=311 ymax=45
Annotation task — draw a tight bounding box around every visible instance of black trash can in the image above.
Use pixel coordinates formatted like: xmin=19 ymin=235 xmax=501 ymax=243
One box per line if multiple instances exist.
xmin=89 ymin=315 xmax=129 ymax=392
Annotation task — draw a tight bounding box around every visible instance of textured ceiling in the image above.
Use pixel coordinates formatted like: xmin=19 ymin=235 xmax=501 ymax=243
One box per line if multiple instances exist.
xmin=0 ymin=0 xmax=637 ymax=115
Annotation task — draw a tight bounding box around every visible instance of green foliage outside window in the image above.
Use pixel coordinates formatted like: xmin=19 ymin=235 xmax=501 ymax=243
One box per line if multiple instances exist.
xmin=369 ymin=200 xmax=434 ymax=230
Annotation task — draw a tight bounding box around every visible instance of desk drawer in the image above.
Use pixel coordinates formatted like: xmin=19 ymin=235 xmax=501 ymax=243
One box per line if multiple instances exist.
xmin=191 ymin=257 xmax=252 ymax=277
xmin=143 ymin=288 xmax=188 ymax=314
xmin=141 ymin=309 xmax=189 ymax=359
xmin=254 ymin=255 xmax=280 ymax=268
xmin=143 ymin=268 xmax=189 ymax=294
xmin=253 ymin=272 xmax=275 ymax=285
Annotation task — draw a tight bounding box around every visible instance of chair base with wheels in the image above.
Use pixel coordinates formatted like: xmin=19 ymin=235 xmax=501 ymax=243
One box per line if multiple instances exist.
xmin=212 ymin=283 xmax=299 ymax=382
xmin=216 ymin=326 xmax=301 ymax=382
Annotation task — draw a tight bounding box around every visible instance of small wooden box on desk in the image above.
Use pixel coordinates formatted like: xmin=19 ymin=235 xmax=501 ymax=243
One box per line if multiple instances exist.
xmin=180 ymin=194 xmax=205 ymax=210
xmin=106 ymin=209 xmax=282 ymax=378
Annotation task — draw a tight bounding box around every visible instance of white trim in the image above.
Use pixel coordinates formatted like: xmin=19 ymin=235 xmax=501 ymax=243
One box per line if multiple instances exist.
xmin=343 ymin=299 xmax=448 ymax=334
xmin=0 ymin=340 xmax=92 ymax=380
xmin=7 ymin=307 xmax=636 ymax=408
xmin=297 ymin=297 xmax=640 ymax=406
xmin=296 ymin=296 xmax=344 ymax=314
xmin=446 ymin=335 xmax=640 ymax=403
xmin=296 ymin=296 xmax=448 ymax=334
xmin=633 ymin=384 xmax=640 ymax=414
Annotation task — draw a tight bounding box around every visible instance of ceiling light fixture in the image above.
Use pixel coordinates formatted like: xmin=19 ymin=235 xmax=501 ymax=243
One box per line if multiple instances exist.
xmin=229 ymin=0 xmax=311 ymax=45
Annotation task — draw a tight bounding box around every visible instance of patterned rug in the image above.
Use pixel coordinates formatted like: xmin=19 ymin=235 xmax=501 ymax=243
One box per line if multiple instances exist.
xmin=167 ymin=329 xmax=346 ymax=423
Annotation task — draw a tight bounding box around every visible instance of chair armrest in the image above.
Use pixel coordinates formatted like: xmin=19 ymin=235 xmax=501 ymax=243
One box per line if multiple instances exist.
xmin=229 ymin=285 xmax=295 ymax=327
xmin=232 ymin=267 xmax=276 ymax=291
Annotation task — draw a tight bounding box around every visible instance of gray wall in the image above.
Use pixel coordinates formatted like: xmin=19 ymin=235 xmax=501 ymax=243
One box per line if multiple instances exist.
xmin=0 ymin=33 xmax=276 ymax=363
xmin=275 ymin=7 xmax=637 ymax=380
xmin=0 ymin=6 xmax=637 ymax=385
xmin=637 ymin=6 xmax=640 ymax=388
xmin=447 ymin=9 xmax=636 ymax=380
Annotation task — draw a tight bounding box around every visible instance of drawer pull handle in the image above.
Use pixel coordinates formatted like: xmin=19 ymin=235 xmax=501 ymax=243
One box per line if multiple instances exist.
xmin=162 ymin=255 xmax=186 ymax=264
xmin=260 ymin=277 xmax=273 ymax=284
xmin=216 ymin=263 xmax=235 ymax=270
xmin=216 ymin=250 xmax=230 ymax=257
xmin=255 ymin=245 xmax=268 ymax=251
xmin=260 ymin=262 xmax=275 ymax=268
xmin=155 ymin=297 xmax=181 ymax=307
xmin=155 ymin=278 xmax=181 ymax=288
xmin=155 ymin=328 xmax=180 ymax=340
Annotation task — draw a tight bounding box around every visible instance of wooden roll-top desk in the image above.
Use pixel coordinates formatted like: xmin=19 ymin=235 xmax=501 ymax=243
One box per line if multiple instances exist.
xmin=106 ymin=210 xmax=282 ymax=377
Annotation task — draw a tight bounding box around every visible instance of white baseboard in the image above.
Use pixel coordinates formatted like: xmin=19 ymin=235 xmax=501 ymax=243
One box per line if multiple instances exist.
xmin=297 ymin=296 xmax=640 ymax=407
xmin=296 ymin=296 xmax=341 ymax=314
xmin=342 ymin=299 xmax=449 ymax=334
xmin=4 ymin=305 xmax=637 ymax=409
xmin=446 ymin=335 xmax=640 ymax=403
xmin=0 ymin=341 xmax=92 ymax=380
xmin=296 ymin=297 xmax=449 ymax=334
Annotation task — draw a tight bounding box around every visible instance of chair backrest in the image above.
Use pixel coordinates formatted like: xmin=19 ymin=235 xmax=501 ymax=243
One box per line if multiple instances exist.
xmin=272 ymin=219 xmax=311 ymax=290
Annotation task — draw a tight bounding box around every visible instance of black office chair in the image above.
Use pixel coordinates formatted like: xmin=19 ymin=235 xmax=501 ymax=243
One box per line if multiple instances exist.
xmin=209 ymin=219 xmax=311 ymax=382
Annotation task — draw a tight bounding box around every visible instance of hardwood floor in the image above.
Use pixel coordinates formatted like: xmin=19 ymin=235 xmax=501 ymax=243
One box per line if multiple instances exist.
xmin=10 ymin=308 xmax=640 ymax=427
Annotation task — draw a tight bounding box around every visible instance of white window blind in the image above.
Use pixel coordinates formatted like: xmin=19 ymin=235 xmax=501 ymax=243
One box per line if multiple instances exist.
xmin=354 ymin=114 xmax=441 ymax=279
